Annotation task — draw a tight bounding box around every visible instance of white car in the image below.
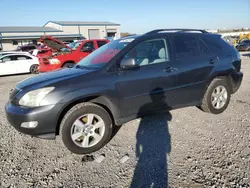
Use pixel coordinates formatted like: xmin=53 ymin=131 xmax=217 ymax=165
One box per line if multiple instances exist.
xmin=0 ymin=54 xmax=39 ymax=76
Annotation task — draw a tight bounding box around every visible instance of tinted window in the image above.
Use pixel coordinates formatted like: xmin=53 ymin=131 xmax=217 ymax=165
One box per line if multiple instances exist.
xmin=123 ymin=39 xmax=169 ymax=66
xmin=173 ymin=35 xmax=200 ymax=59
xmin=82 ymin=42 xmax=95 ymax=51
xmin=201 ymin=35 xmax=224 ymax=53
xmin=199 ymin=39 xmax=210 ymax=54
xmin=9 ymin=55 xmax=32 ymax=61
xmin=97 ymin=41 xmax=108 ymax=48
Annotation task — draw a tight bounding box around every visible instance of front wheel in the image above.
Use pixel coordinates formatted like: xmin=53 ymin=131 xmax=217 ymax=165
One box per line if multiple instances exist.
xmin=199 ymin=78 xmax=231 ymax=114
xmin=30 ymin=64 xmax=39 ymax=74
xmin=62 ymin=62 xmax=74 ymax=68
xmin=60 ymin=102 xmax=113 ymax=154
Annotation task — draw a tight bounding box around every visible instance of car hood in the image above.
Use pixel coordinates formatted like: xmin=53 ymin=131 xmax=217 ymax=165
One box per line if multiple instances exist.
xmin=40 ymin=36 xmax=72 ymax=52
xmin=17 ymin=68 xmax=92 ymax=90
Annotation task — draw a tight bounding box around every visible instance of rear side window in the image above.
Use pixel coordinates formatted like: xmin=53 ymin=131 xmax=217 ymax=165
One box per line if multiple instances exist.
xmin=13 ymin=55 xmax=32 ymax=60
xmin=201 ymin=35 xmax=223 ymax=54
xmin=97 ymin=41 xmax=107 ymax=48
xmin=172 ymin=35 xmax=200 ymax=59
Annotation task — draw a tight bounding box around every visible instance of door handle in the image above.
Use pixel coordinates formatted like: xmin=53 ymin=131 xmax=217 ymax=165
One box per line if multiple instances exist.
xmin=164 ymin=67 xmax=178 ymax=73
xmin=209 ymin=57 xmax=219 ymax=64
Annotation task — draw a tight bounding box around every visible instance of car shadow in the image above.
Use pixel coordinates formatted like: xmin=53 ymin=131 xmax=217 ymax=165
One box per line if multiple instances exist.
xmin=130 ymin=88 xmax=172 ymax=188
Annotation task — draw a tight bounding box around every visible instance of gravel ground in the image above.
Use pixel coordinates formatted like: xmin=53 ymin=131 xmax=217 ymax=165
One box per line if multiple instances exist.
xmin=0 ymin=53 xmax=250 ymax=188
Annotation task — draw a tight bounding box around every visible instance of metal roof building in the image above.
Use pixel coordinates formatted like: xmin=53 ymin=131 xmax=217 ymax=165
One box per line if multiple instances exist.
xmin=0 ymin=21 xmax=120 ymax=51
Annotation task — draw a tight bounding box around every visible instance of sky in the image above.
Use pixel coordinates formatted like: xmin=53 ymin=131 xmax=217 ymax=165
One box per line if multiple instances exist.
xmin=0 ymin=0 xmax=249 ymax=34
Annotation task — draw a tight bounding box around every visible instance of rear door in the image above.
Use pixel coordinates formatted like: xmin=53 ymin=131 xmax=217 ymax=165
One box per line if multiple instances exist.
xmin=170 ymin=34 xmax=215 ymax=107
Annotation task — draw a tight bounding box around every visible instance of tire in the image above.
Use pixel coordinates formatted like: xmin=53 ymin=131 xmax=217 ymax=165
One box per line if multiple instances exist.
xmin=60 ymin=102 xmax=113 ymax=154
xmin=199 ymin=77 xmax=231 ymax=114
xmin=62 ymin=62 xmax=74 ymax=68
xmin=30 ymin=64 xmax=39 ymax=74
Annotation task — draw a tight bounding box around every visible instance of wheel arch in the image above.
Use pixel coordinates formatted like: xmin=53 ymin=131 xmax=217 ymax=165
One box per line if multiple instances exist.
xmin=55 ymin=96 xmax=116 ymax=135
xmin=61 ymin=61 xmax=75 ymax=68
xmin=205 ymin=70 xmax=236 ymax=95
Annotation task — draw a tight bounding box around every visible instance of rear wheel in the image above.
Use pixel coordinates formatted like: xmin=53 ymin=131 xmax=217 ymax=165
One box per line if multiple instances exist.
xmin=199 ymin=78 xmax=231 ymax=114
xmin=62 ymin=62 xmax=74 ymax=68
xmin=30 ymin=64 xmax=39 ymax=74
xmin=60 ymin=102 xmax=113 ymax=154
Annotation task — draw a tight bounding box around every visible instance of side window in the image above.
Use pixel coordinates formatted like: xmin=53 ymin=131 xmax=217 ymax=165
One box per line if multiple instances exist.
xmin=81 ymin=42 xmax=95 ymax=51
xmin=123 ymin=39 xmax=169 ymax=67
xmin=14 ymin=55 xmax=32 ymax=61
xmin=1 ymin=56 xmax=12 ymax=62
xmin=201 ymin=35 xmax=223 ymax=53
xmin=19 ymin=55 xmax=31 ymax=60
xmin=173 ymin=35 xmax=200 ymax=59
xmin=199 ymin=39 xmax=210 ymax=55
xmin=97 ymin=41 xmax=107 ymax=48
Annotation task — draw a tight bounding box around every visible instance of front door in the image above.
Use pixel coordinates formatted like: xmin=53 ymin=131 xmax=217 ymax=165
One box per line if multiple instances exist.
xmin=78 ymin=41 xmax=96 ymax=61
xmin=116 ymin=38 xmax=178 ymax=118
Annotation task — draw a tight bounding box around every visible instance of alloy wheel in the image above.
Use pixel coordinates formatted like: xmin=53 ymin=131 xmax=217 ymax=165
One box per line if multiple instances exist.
xmin=211 ymin=85 xmax=228 ymax=109
xmin=70 ymin=113 xmax=105 ymax=148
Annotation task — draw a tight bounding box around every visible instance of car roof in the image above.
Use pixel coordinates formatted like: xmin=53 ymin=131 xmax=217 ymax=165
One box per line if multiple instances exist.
xmin=135 ymin=29 xmax=220 ymax=40
xmin=0 ymin=53 xmax=34 ymax=59
xmin=0 ymin=51 xmax=29 ymax=54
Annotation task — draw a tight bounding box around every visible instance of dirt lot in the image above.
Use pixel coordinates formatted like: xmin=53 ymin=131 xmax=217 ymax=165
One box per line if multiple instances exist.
xmin=0 ymin=53 xmax=250 ymax=188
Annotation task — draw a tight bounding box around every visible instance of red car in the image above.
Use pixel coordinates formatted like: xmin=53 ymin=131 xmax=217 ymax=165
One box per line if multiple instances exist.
xmin=39 ymin=36 xmax=109 ymax=72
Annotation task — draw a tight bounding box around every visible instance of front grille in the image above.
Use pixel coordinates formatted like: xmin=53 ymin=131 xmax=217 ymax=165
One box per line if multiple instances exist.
xmin=9 ymin=88 xmax=20 ymax=100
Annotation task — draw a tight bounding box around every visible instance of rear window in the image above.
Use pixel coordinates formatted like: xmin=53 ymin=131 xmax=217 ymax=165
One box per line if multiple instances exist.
xmin=172 ymin=35 xmax=200 ymax=59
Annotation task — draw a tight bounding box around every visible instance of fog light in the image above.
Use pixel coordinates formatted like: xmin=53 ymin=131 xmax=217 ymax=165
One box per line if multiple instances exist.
xmin=21 ymin=121 xmax=38 ymax=128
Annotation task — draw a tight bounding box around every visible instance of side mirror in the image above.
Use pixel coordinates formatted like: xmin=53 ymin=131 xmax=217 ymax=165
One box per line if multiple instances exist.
xmin=81 ymin=47 xmax=92 ymax=53
xmin=120 ymin=58 xmax=138 ymax=69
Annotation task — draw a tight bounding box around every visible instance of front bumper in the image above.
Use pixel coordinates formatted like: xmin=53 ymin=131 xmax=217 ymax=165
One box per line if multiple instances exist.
xmin=39 ymin=63 xmax=61 ymax=73
xmin=5 ymin=102 xmax=64 ymax=139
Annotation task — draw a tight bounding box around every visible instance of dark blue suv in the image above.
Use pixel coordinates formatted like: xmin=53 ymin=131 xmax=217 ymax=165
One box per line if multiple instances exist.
xmin=5 ymin=29 xmax=243 ymax=154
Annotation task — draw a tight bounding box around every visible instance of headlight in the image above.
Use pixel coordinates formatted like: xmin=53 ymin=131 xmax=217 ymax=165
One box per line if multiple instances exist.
xmin=49 ymin=58 xmax=61 ymax=64
xmin=19 ymin=87 xmax=54 ymax=107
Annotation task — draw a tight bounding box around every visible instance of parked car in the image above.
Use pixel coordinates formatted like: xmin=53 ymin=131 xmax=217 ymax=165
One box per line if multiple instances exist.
xmin=38 ymin=36 xmax=109 ymax=72
xmin=16 ymin=44 xmax=37 ymax=52
xmin=236 ymin=40 xmax=250 ymax=51
xmin=0 ymin=53 xmax=39 ymax=76
xmin=5 ymin=29 xmax=243 ymax=154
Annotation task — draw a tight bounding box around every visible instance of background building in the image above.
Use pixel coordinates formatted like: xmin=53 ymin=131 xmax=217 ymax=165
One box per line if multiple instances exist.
xmin=44 ymin=21 xmax=120 ymax=40
xmin=0 ymin=21 xmax=121 ymax=51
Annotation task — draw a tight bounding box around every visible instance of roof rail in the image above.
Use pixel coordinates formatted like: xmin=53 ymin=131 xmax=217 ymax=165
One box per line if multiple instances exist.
xmin=145 ymin=29 xmax=209 ymax=35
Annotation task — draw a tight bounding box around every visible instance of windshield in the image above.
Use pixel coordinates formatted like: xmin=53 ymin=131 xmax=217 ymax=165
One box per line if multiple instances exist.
xmin=77 ymin=37 xmax=136 ymax=69
xmin=67 ymin=41 xmax=82 ymax=50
